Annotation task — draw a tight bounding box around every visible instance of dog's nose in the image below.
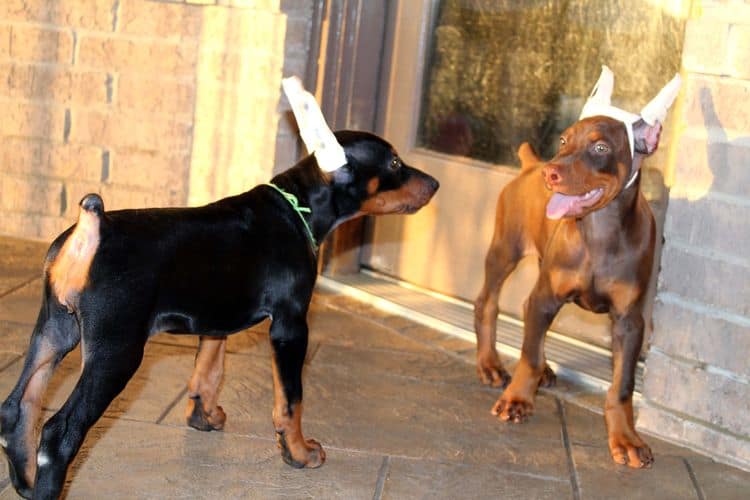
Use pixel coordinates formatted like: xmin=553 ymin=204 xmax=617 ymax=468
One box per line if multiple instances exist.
xmin=428 ymin=177 xmax=440 ymax=193
xmin=542 ymin=165 xmax=562 ymax=186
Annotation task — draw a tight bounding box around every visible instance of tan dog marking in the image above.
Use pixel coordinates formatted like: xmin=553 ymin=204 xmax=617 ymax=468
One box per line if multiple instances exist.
xmin=186 ymin=336 xmax=227 ymax=431
xmin=271 ymin=356 xmax=324 ymax=468
xmin=49 ymin=206 xmax=101 ymax=310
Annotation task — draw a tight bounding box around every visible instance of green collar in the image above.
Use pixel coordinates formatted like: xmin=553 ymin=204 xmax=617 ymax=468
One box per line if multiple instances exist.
xmin=264 ymin=183 xmax=317 ymax=251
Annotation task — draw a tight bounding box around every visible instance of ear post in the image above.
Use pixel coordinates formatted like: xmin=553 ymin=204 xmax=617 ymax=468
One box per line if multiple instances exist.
xmin=281 ymin=76 xmax=347 ymax=173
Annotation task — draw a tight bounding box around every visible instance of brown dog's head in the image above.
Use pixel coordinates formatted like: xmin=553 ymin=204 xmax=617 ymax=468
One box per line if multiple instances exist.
xmin=540 ymin=116 xmax=661 ymax=219
xmin=330 ymin=131 xmax=439 ymax=217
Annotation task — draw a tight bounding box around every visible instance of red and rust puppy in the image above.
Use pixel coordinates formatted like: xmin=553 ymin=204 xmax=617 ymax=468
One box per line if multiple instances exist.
xmin=0 ymin=130 xmax=438 ymax=499
xmin=474 ymin=117 xmax=662 ymax=468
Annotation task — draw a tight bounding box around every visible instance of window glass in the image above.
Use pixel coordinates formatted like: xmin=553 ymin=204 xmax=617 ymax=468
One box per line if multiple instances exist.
xmin=417 ymin=0 xmax=687 ymax=164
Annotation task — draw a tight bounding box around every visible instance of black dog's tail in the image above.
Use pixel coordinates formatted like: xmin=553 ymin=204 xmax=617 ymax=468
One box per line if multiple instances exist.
xmin=47 ymin=193 xmax=104 ymax=311
xmin=80 ymin=193 xmax=104 ymax=215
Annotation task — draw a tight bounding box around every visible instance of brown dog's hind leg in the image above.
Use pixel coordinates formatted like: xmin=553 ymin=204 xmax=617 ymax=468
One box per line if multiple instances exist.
xmin=186 ymin=336 xmax=227 ymax=431
xmin=606 ymin=311 xmax=653 ymax=468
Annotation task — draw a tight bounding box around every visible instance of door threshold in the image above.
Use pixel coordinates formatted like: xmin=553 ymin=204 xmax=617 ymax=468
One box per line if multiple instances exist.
xmin=317 ymin=269 xmax=643 ymax=394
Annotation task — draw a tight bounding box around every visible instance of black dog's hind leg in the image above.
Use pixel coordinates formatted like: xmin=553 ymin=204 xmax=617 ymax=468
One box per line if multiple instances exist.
xmin=31 ymin=322 xmax=146 ymax=500
xmin=186 ymin=336 xmax=227 ymax=431
xmin=269 ymin=311 xmax=324 ymax=468
xmin=0 ymin=303 xmax=80 ymax=498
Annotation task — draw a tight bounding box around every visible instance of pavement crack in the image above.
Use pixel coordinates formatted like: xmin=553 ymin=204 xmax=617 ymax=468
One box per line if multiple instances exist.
xmin=372 ymin=455 xmax=391 ymax=500
xmin=683 ymin=458 xmax=706 ymax=500
xmin=557 ymin=398 xmax=581 ymax=500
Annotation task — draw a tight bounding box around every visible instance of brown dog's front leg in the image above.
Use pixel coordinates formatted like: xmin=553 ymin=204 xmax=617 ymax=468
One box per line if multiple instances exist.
xmin=606 ymin=312 xmax=653 ymax=468
xmin=186 ymin=336 xmax=227 ymax=431
xmin=493 ymin=279 xmax=561 ymax=423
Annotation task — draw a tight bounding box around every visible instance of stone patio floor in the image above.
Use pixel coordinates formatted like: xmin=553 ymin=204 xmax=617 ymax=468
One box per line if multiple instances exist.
xmin=0 ymin=235 xmax=748 ymax=499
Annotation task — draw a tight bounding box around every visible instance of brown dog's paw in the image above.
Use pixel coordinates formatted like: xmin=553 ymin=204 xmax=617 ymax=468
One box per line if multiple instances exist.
xmin=277 ymin=433 xmax=326 ymax=469
xmin=539 ymin=364 xmax=557 ymax=388
xmin=608 ymin=433 xmax=653 ymax=469
xmin=476 ymin=351 xmax=511 ymax=388
xmin=186 ymin=397 xmax=226 ymax=431
xmin=491 ymin=392 xmax=535 ymax=423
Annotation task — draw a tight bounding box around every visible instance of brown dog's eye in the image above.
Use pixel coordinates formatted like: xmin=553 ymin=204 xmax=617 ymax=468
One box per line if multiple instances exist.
xmin=390 ymin=158 xmax=401 ymax=170
xmin=593 ymin=143 xmax=609 ymax=154
xmin=559 ymin=137 xmax=566 ymax=146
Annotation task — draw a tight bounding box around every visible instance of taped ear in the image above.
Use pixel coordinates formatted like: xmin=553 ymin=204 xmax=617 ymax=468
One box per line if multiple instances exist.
xmin=633 ymin=119 xmax=662 ymax=155
xmin=579 ymin=66 xmax=681 ymax=158
xmin=282 ymin=76 xmax=347 ymax=172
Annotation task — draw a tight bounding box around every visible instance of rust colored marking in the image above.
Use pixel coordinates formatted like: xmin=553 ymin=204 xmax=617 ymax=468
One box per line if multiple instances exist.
xmin=491 ymin=356 xmax=543 ymax=423
xmin=366 ymin=177 xmax=380 ymax=195
xmin=270 ymin=356 xmax=324 ymax=468
xmin=48 ymin=208 xmax=100 ymax=310
xmin=359 ymin=176 xmax=427 ymax=215
xmin=604 ymin=392 xmax=653 ymax=468
xmin=19 ymin=339 xmax=57 ymax=485
xmin=186 ymin=336 xmax=227 ymax=431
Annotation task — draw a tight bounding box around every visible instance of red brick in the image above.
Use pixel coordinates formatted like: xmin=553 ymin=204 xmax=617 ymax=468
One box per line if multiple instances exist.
xmin=117 ymin=0 xmax=202 ymax=38
xmin=78 ymin=35 xmax=198 ymax=77
xmin=0 ymin=100 xmax=67 ymax=140
xmin=0 ymin=138 xmax=103 ymax=182
xmin=0 ymin=63 xmax=108 ymax=104
xmin=116 ymin=74 xmax=195 ymax=117
xmin=681 ymin=19 xmax=728 ymax=76
xmin=108 ymin=150 xmax=189 ymax=194
xmin=682 ymin=74 xmax=750 ymax=135
xmin=0 ymin=0 xmax=113 ymax=31
xmin=69 ymin=109 xmax=193 ymax=152
xmin=0 ymin=25 xmax=10 ymax=58
xmin=10 ymin=24 xmax=74 ymax=64
xmin=0 ymin=173 xmax=63 ymax=215
xmin=0 ymin=211 xmax=68 ymax=241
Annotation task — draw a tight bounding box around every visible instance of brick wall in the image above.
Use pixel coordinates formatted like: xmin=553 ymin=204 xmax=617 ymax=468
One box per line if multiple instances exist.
xmin=0 ymin=0 xmax=314 ymax=240
xmin=639 ymin=0 xmax=750 ymax=471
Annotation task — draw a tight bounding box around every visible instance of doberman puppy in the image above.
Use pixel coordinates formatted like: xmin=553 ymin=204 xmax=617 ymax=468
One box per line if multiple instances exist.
xmin=474 ymin=116 xmax=665 ymax=469
xmin=0 ymin=130 xmax=438 ymax=499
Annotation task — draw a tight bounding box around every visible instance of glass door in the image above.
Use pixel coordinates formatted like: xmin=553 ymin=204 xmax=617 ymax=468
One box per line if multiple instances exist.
xmin=362 ymin=0 xmax=687 ymax=349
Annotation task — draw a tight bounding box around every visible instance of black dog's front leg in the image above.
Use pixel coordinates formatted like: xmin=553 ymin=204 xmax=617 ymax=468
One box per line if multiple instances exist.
xmin=269 ymin=313 xmax=325 ymax=468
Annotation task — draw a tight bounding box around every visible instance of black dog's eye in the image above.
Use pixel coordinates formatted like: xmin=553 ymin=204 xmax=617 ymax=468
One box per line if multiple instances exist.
xmin=389 ymin=158 xmax=402 ymax=170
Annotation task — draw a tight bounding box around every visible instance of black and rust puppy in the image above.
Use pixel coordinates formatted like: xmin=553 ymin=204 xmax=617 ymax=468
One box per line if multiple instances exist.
xmin=0 ymin=130 xmax=438 ymax=499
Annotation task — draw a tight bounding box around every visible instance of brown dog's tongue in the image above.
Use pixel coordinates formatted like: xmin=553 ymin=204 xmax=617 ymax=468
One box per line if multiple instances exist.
xmin=546 ymin=193 xmax=577 ymax=219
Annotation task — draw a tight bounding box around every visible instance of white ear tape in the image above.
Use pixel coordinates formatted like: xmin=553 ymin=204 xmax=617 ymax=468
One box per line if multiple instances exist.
xmin=282 ymin=76 xmax=347 ymax=173
xmin=640 ymin=73 xmax=682 ymax=126
xmin=579 ymin=65 xmax=681 ymax=157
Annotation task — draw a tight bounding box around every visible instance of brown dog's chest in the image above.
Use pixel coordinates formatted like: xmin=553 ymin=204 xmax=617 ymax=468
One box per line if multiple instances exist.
xmin=541 ymin=219 xmax=651 ymax=315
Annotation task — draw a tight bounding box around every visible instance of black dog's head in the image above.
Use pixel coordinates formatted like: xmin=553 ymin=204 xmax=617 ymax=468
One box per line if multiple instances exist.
xmin=329 ymin=131 xmax=439 ymax=217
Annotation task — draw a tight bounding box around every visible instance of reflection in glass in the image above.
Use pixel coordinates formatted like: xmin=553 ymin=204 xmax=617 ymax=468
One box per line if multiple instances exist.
xmin=418 ymin=0 xmax=687 ymax=165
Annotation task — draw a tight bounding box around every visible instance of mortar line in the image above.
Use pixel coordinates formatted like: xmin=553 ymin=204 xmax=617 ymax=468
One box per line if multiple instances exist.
xmin=0 ymin=276 xmax=40 ymax=299
xmin=683 ymin=458 xmax=706 ymax=500
xmin=372 ymin=455 xmax=391 ymax=500
xmin=156 ymin=386 xmax=189 ymax=424
xmin=557 ymin=398 xmax=581 ymax=500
